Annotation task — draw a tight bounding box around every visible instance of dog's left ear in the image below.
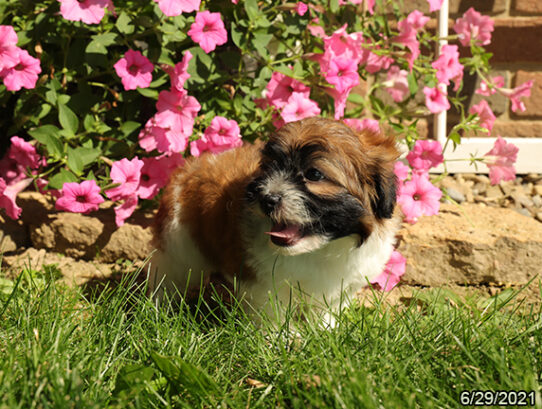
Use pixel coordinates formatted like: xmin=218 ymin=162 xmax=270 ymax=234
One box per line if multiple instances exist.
xmin=353 ymin=127 xmax=399 ymax=220
xmin=371 ymin=170 xmax=397 ymax=219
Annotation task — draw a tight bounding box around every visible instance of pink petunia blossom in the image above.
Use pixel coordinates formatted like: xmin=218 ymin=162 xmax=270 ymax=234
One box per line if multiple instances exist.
xmin=423 ymin=85 xmax=450 ymax=113
xmin=427 ymin=0 xmax=443 ymax=12
xmin=397 ymin=172 xmax=442 ymax=224
xmin=55 ymin=180 xmax=104 ymax=214
xmin=106 ymin=157 xmax=144 ymax=201
xmin=454 ymin=7 xmax=494 ymax=47
xmin=114 ymin=194 xmax=138 ymax=227
xmin=114 ymin=50 xmax=154 ymax=91
xmin=484 ymin=136 xmax=519 ymax=185
xmin=384 ymin=65 xmax=409 ymax=102
xmin=187 ymin=11 xmax=227 ymax=54
xmin=476 ymin=75 xmax=505 ymax=96
xmin=136 ymin=157 xmax=169 ymax=200
xmin=280 ymin=92 xmax=321 ymax=123
xmin=325 ymin=87 xmax=349 ymax=120
xmin=0 ymin=25 xmax=19 ymax=72
xmin=394 ymin=16 xmax=421 ymax=70
xmin=321 ymin=25 xmax=364 ymax=67
xmin=404 ymin=10 xmax=430 ymax=30
xmin=406 ymin=139 xmax=444 ymax=172
xmin=432 ymin=44 xmax=463 ymax=91
xmin=0 ymin=157 xmax=26 ymax=185
xmin=469 ymin=99 xmax=496 ymax=134
xmin=499 ymin=79 xmax=534 ymax=113
xmin=8 ymin=136 xmax=42 ymax=169
xmin=0 ymin=48 xmax=41 ymax=92
xmin=370 ymin=250 xmax=406 ymax=291
xmin=295 ymin=2 xmax=308 ymax=16
xmin=363 ymin=47 xmax=394 ymax=74
xmin=266 ymin=71 xmax=310 ymax=109
xmin=161 ymin=50 xmax=192 ymax=92
xmin=344 ymin=118 xmax=380 ymax=134
xmin=0 ymin=177 xmax=32 ymax=220
xmin=394 ymin=161 xmax=410 ymax=183
xmin=152 ymin=0 xmax=201 ymax=17
xmin=325 ymin=57 xmax=360 ymax=93
xmin=57 ymin=0 xmax=113 ymax=24
xmin=156 ymin=88 xmax=201 ymax=139
xmin=190 ymin=116 xmax=243 ymax=157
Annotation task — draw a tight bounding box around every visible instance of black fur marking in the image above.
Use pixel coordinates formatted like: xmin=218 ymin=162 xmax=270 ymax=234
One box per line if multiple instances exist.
xmin=371 ymin=172 xmax=397 ymax=219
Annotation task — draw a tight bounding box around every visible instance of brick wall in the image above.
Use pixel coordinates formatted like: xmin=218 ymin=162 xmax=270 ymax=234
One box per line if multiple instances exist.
xmin=407 ymin=0 xmax=542 ymax=139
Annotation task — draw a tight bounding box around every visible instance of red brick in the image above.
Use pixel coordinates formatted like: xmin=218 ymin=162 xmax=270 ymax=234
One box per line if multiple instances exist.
xmin=512 ymin=71 xmax=542 ymax=118
xmin=395 ymin=0 xmax=506 ymax=16
xmin=486 ymin=18 xmax=542 ymax=64
xmin=492 ymin=120 xmax=542 ymax=138
xmin=513 ymin=0 xmax=542 ymax=15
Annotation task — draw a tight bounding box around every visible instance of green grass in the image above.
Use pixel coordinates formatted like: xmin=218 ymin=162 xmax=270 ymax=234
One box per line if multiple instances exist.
xmin=1 ymin=265 xmax=541 ymax=409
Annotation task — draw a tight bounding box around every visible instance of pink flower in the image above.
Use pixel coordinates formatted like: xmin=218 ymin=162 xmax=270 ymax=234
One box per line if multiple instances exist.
xmin=0 ymin=26 xmax=20 ymax=71
xmin=156 ymin=89 xmax=201 ymax=140
xmin=114 ymin=194 xmax=138 ymax=227
xmin=469 ymin=100 xmax=496 ymax=134
xmin=106 ymin=157 xmax=144 ymax=201
xmin=0 ymin=157 xmax=26 ymax=185
xmin=187 ymin=11 xmax=227 ymax=54
xmin=0 ymin=48 xmax=41 ymax=92
xmin=454 ymin=7 xmax=494 ymax=47
xmin=326 ymin=87 xmax=349 ymax=120
xmin=325 ymin=58 xmax=360 ymax=93
xmin=395 ymin=17 xmax=421 ymax=69
xmin=423 ymin=85 xmax=450 ymax=113
xmin=8 ymin=136 xmax=42 ymax=169
xmin=406 ymin=139 xmax=444 ymax=172
xmin=476 ymin=75 xmax=505 ymax=96
xmin=322 ymin=25 xmax=364 ymax=67
xmin=432 ymin=44 xmax=463 ymax=91
xmin=404 ymin=10 xmax=430 ymax=30
xmin=152 ymin=0 xmax=201 ymax=17
xmin=363 ymin=49 xmax=394 ymax=74
xmin=370 ymin=250 xmax=406 ymax=291
xmin=55 ymin=180 xmax=104 ymax=214
xmin=397 ymin=172 xmax=442 ymax=224
xmin=136 ymin=157 xmax=169 ymax=200
xmin=384 ymin=66 xmax=409 ymax=102
xmin=266 ymin=71 xmax=310 ymax=109
xmin=427 ymin=0 xmax=443 ymax=12
xmin=280 ymin=92 xmax=321 ymax=123
xmin=295 ymin=2 xmax=308 ymax=16
xmin=0 ymin=177 xmax=32 ymax=220
xmin=57 ymin=0 xmax=113 ymax=24
xmin=499 ymin=79 xmax=534 ymax=113
xmin=191 ymin=116 xmax=243 ymax=156
xmin=343 ymin=118 xmax=380 ymax=134
xmin=161 ymin=50 xmax=192 ymax=92
xmin=484 ymin=136 xmax=519 ymax=185
xmin=394 ymin=161 xmax=410 ymax=182
xmin=114 ymin=50 xmax=154 ymax=91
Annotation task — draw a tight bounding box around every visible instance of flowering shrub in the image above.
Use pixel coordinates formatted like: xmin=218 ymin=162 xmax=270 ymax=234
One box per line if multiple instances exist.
xmin=0 ymin=0 xmax=534 ymax=290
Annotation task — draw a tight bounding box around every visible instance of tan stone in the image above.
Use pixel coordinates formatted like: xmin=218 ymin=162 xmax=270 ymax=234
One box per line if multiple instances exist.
xmin=100 ymin=224 xmax=153 ymax=263
xmin=534 ymin=186 xmax=542 ymax=196
xmin=513 ymin=0 xmax=542 ymax=14
xmin=0 ymin=215 xmax=28 ymax=253
xmin=397 ymin=204 xmax=542 ymax=287
xmin=492 ymin=121 xmax=542 ymax=138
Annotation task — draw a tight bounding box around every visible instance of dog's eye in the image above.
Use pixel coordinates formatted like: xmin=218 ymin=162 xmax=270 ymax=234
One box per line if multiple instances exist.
xmin=304 ymin=168 xmax=325 ymax=182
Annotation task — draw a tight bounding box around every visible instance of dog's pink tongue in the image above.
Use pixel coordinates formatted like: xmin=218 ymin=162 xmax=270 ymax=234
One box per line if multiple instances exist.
xmin=265 ymin=224 xmax=302 ymax=246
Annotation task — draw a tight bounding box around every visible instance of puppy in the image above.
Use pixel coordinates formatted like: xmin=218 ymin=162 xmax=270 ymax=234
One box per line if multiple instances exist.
xmin=148 ymin=117 xmax=399 ymax=323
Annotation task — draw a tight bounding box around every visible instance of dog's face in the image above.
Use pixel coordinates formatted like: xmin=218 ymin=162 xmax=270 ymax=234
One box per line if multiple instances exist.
xmin=245 ymin=117 xmax=399 ymax=256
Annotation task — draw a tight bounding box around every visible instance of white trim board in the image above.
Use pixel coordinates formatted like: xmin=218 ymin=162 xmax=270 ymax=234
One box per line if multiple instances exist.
xmin=432 ymin=137 xmax=542 ymax=174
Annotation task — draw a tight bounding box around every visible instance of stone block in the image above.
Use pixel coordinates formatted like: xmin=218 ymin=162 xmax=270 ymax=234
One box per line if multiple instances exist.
xmin=511 ymin=71 xmax=542 ymax=118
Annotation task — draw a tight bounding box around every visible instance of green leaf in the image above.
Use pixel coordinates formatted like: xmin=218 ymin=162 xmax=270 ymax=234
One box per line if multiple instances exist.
xmin=116 ymin=12 xmax=134 ymax=35
xmin=58 ymin=104 xmax=79 ymax=136
xmin=28 ymin=125 xmax=63 ymax=159
xmin=86 ymin=33 xmax=118 ymax=55
xmin=120 ymin=121 xmax=141 ymax=136
xmin=67 ymin=147 xmax=84 ymax=175
xmin=231 ymin=22 xmax=246 ymax=50
xmin=136 ymin=88 xmax=159 ymax=99
xmin=47 ymin=169 xmax=78 ymax=190
xmin=347 ymin=92 xmax=365 ymax=105
xmin=407 ymin=72 xmax=419 ymax=95
xmin=252 ymin=30 xmax=273 ymax=58
xmin=244 ymin=0 xmax=260 ymax=21
xmin=113 ymin=364 xmax=156 ymax=395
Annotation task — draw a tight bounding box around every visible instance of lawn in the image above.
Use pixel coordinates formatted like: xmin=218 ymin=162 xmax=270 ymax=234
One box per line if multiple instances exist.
xmin=1 ymin=265 xmax=541 ymax=408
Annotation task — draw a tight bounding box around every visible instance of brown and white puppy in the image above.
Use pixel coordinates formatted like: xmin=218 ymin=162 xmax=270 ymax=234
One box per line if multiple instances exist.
xmin=148 ymin=117 xmax=399 ymax=323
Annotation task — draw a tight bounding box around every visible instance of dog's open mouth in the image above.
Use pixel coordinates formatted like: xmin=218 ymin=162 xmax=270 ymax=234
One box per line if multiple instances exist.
xmin=265 ymin=222 xmax=305 ymax=247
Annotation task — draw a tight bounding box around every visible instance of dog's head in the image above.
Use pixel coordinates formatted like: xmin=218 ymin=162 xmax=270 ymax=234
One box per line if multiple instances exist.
xmin=245 ymin=117 xmax=399 ymax=255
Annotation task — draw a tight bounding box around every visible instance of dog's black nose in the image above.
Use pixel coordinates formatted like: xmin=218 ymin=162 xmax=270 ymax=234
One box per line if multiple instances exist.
xmin=261 ymin=194 xmax=282 ymax=214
